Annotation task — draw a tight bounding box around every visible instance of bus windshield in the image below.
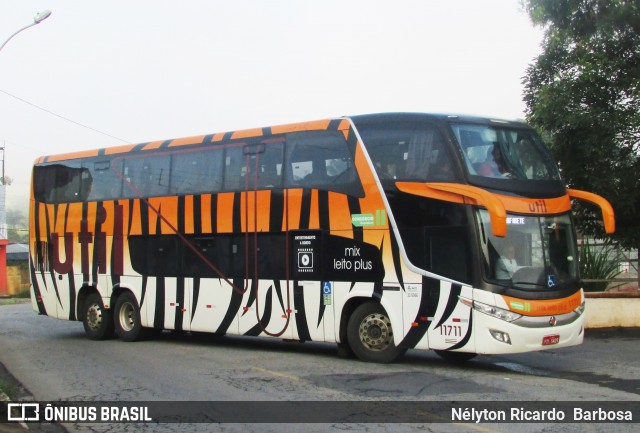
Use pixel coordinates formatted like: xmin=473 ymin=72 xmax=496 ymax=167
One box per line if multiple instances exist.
xmin=476 ymin=210 xmax=578 ymax=290
xmin=451 ymin=124 xmax=561 ymax=181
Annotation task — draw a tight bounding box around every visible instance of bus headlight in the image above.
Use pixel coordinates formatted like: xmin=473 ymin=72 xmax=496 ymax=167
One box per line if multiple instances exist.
xmin=471 ymin=300 xmax=522 ymax=323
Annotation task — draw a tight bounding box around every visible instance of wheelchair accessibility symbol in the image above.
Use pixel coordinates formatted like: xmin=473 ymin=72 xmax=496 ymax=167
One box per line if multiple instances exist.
xmin=323 ymin=282 xmax=332 ymax=294
xmin=323 ymin=282 xmax=332 ymax=306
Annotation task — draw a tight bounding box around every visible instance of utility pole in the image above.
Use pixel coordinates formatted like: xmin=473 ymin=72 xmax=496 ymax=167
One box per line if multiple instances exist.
xmin=0 ymin=11 xmax=52 ymax=296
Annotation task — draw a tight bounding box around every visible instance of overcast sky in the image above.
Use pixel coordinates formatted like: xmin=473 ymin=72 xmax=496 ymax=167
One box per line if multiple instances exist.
xmin=1 ymin=0 xmax=543 ymax=212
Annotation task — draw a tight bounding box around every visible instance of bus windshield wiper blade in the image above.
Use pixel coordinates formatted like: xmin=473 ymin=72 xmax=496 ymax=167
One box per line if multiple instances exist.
xmin=512 ymin=281 xmax=546 ymax=287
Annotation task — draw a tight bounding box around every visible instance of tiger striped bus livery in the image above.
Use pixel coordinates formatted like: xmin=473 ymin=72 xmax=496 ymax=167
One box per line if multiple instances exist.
xmin=30 ymin=113 xmax=615 ymax=362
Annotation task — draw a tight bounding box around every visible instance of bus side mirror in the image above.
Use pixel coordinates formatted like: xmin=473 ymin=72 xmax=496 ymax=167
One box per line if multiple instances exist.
xmin=567 ymin=189 xmax=615 ymax=234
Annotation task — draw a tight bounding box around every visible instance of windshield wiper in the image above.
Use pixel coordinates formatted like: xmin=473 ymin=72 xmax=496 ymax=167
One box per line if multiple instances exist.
xmin=512 ymin=281 xmax=546 ymax=288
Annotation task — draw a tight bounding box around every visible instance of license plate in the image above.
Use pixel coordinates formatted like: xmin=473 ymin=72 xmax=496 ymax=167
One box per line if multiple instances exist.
xmin=542 ymin=334 xmax=560 ymax=346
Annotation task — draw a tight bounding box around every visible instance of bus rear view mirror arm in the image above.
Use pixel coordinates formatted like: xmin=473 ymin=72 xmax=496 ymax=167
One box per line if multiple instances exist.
xmin=567 ymin=189 xmax=616 ymax=234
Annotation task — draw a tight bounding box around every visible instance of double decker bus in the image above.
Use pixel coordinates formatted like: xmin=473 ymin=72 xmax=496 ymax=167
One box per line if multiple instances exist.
xmin=29 ymin=113 xmax=615 ymax=363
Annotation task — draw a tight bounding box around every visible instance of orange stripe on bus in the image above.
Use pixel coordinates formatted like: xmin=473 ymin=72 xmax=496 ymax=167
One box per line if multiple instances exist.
xmin=129 ymin=200 xmax=142 ymax=236
xmin=185 ymin=195 xmax=195 ymax=234
xmin=217 ymin=193 xmax=235 ymax=233
xmin=169 ymin=135 xmax=207 ymax=147
xmin=200 ymin=194 xmax=213 ymax=233
xmin=105 ymin=144 xmax=138 ymax=155
xmin=241 ymin=191 xmax=270 ymax=232
xmin=52 ymin=204 xmax=67 ymax=235
xmin=231 ymin=128 xmax=264 ymax=140
xmin=270 ymin=120 xmax=332 ymax=134
xmin=328 ymin=192 xmax=354 ymax=236
xmin=211 ymin=133 xmax=226 ymax=142
xmin=283 ymin=189 xmax=302 ymax=231
xmin=45 ymin=149 xmax=100 ymax=162
xmin=142 ymin=141 xmax=166 ymax=151
xmin=501 ymin=290 xmax=582 ymax=316
xmin=256 ymin=190 xmax=271 ymax=232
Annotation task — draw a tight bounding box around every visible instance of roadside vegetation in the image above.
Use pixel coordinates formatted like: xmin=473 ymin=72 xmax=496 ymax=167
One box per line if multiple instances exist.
xmin=0 ymin=380 xmax=16 ymax=400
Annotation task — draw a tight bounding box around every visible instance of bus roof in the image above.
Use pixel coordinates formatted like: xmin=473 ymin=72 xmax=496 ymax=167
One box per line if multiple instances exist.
xmin=35 ymin=112 xmax=531 ymax=164
xmin=349 ymin=112 xmax=530 ymax=128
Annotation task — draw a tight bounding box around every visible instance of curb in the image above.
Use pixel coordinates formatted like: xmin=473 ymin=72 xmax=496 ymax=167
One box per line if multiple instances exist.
xmin=0 ymin=391 xmax=28 ymax=431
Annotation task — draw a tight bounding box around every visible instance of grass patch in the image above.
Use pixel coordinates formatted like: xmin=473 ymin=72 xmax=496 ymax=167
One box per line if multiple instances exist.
xmin=0 ymin=297 xmax=31 ymax=306
xmin=580 ymin=240 xmax=623 ymax=292
xmin=14 ymin=289 xmax=31 ymax=299
xmin=0 ymin=380 xmax=17 ymax=399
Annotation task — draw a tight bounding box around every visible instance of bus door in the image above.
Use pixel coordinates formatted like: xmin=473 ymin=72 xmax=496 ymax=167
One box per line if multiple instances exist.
xmin=235 ymin=141 xmax=293 ymax=339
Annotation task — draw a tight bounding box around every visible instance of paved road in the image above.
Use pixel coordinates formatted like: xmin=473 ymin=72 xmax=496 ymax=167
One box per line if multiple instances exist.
xmin=0 ymin=302 xmax=638 ymax=433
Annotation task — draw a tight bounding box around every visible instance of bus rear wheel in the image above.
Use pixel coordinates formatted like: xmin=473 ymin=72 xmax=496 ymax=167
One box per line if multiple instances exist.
xmin=82 ymin=293 xmax=115 ymax=340
xmin=347 ymin=302 xmax=405 ymax=363
xmin=114 ymin=293 xmax=148 ymax=342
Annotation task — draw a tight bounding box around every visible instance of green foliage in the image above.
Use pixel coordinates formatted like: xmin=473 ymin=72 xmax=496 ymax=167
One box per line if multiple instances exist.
xmin=522 ymin=0 xmax=640 ymax=250
xmin=6 ymin=209 xmax=28 ymax=244
xmin=0 ymin=381 xmax=17 ymax=399
xmin=579 ymin=240 xmax=622 ymax=292
xmin=14 ymin=288 xmax=31 ymax=299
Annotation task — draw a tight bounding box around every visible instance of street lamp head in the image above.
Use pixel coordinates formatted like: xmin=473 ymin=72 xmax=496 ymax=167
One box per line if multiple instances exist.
xmin=34 ymin=10 xmax=52 ymax=24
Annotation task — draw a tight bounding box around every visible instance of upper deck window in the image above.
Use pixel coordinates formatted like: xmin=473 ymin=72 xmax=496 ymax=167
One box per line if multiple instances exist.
xmin=356 ymin=121 xmax=458 ymax=183
xmin=33 ymin=129 xmax=363 ymax=204
xmin=451 ymin=124 xmax=561 ymax=181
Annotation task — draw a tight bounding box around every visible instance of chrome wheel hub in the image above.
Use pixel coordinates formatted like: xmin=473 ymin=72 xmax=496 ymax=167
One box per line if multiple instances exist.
xmin=358 ymin=313 xmax=392 ymax=351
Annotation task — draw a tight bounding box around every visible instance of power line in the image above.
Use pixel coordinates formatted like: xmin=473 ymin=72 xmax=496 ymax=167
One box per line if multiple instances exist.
xmin=0 ymin=88 xmax=130 ymax=144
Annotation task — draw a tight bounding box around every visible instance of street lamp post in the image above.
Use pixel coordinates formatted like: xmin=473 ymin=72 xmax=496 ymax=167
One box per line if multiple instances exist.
xmin=0 ymin=10 xmax=52 ymax=296
xmin=0 ymin=10 xmax=52 ymax=52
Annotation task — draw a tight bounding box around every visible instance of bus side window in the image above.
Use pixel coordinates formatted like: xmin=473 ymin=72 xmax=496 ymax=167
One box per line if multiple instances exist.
xmin=84 ymin=159 xmax=123 ymax=201
xmin=256 ymin=142 xmax=284 ymax=189
xmin=170 ymin=148 xmax=224 ymax=195
xmin=360 ymin=122 xmax=454 ymax=183
xmin=223 ymin=146 xmax=245 ymax=191
xmin=33 ymin=164 xmax=59 ymax=203
xmin=284 ymin=131 xmax=362 ymax=196
xmin=33 ymin=162 xmax=88 ymax=203
xmin=122 ymin=154 xmax=170 ymax=198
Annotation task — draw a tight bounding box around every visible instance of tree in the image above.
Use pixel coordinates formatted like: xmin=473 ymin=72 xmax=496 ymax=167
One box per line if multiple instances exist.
xmin=6 ymin=209 xmax=28 ymax=244
xmin=522 ymin=0 xmax=640 ymax=253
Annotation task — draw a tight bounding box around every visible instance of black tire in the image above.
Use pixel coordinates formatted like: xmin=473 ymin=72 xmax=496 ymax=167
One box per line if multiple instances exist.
xmin=434 ymin=350 xmax=477 ymax=363
xmin=336 ymin=341 xmax=355 ymax=359
xmin=114 ymin=292 xmax=148 ymax=342
xmin=82 ymin=293 xmax=115 ymax=340
xmin=347 ymin=302 xmax=406 ymax=363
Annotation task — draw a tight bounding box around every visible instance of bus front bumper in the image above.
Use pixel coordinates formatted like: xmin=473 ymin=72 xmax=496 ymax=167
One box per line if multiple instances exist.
xmin=472 ymin=309 xmax=584 ymax=355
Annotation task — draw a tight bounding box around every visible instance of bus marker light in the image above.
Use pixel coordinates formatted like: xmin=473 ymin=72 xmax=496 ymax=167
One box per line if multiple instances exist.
xmin=206 ymin=305 xmax=212 ymax=309
xmin=411 ymin=322 xmax=419 ymax=327
xmin=419 ymin=316 xmax=428 ymax=322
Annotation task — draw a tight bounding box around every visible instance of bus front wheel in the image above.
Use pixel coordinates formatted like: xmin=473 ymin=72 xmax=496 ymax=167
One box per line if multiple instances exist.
xmin=114 ymin=293 xmax=146 ymax=342
xmin=347 ymin=302 xmax=405 ymax=363
xmin=82 ymin=293 xmax=115 ymax=340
